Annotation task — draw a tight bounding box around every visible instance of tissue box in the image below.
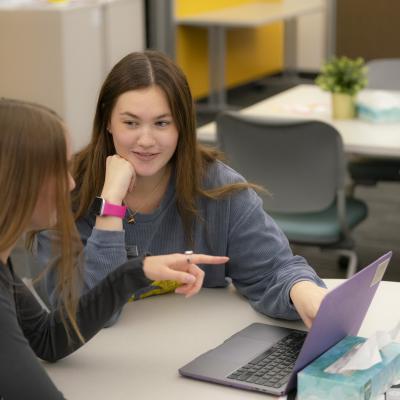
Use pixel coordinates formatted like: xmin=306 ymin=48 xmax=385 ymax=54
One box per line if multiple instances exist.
xmin=357 ymin=104 xmax=400 ymax=123
xmin=298 ymin=336 xmax=400 ymax=400
xmin=356 ymin=91 xmax=400 ymax=123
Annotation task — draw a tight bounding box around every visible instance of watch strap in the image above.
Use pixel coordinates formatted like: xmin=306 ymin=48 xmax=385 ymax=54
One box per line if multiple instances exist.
xmin=92 ymin=196 xmax=127 ymax=218
xmin=102 ymin=201 xmax=127 ymax=218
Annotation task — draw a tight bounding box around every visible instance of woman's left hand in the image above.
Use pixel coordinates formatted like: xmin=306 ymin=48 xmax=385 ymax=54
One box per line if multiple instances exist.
xmin=289 ymin=281 xmax=328 ymax=329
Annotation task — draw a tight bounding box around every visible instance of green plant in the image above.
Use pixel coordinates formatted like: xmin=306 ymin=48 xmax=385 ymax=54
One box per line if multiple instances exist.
xmin=315 ymin=56 xmax=368 ymax=96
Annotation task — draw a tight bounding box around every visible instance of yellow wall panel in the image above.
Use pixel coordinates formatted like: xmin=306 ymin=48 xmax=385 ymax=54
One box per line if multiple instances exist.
xmin=176 ymin=26 xmax=209 ymax=99
xmin=176 ymin=0 xmax=283 ymax=99
xmin=226 ymin=24 xmax=283 ymax=88
xmin=176 ymin=0 xmax=280 ymax=16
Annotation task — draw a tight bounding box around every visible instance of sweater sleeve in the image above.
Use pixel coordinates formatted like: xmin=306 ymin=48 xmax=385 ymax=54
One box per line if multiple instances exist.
xmin=16 ymin=257 xmax=150 ymax=362
xmin=0 ymin=257 xmax=150 ymax=399
xmin=37 ymin=215 xmax=129 ymax=305
xmin=226 ymin=188 xmax=326 ymax=320
xmin=0 ymin=282 xmax=65 ymax=399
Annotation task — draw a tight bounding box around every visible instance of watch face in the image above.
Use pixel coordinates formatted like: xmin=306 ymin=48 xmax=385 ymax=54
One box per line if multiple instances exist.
xmin=90 ymin=197 xmax=104 ymax=216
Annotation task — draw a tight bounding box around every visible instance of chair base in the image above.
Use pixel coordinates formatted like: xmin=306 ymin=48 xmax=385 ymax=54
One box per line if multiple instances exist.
xmin=325 ymin=248 xmax=357 ymax=278
xmin=292 ymin=242 xmax=358 ymax=278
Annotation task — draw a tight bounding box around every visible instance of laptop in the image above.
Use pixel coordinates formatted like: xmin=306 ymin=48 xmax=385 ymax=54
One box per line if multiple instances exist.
xmin=179 ymin=252 xmax=392 ymax=396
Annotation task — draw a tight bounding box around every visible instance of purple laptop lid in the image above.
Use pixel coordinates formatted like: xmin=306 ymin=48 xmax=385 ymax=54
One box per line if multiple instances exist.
xmin=287 ymin=251 xmax=392 ymax=391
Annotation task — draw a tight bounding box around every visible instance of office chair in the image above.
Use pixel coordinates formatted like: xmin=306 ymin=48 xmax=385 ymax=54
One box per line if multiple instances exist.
xmin=217 ymin=111 xmax=368 ymax=277
xmin=364 ymin=58 xmax=400 ymax=91
xmin=349 ymin=58 xmax=400 ymax=189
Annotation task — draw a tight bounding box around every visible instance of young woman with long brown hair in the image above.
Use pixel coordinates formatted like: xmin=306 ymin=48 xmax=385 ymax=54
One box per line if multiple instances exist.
xmin=38 ymin=50 xmax=327 ymax=329
xmin=0 ymin=98 xmax=227 ymax=398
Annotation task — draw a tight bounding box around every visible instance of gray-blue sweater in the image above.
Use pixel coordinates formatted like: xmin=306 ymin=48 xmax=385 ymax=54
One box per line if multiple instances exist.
xmin=38 ymin=161 xmax=325 ymax=321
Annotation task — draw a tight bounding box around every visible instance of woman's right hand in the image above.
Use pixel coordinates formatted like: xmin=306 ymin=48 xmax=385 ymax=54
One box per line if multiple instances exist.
xmin=101 ymin=155 xmax=135 ymax=204
xmin=143 ymin=253 xmax=229 ymax=298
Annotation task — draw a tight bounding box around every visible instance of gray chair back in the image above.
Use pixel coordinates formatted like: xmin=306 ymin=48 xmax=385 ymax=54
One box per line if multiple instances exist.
xmin=366 ymin=58 xmax=400 ymax=90
xmin=217 ymin=112 xmax=345 ymax=213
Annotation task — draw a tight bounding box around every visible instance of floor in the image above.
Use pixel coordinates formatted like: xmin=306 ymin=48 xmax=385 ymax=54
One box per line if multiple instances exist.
xmin=196 ymin=74 xmax=400 ymax=281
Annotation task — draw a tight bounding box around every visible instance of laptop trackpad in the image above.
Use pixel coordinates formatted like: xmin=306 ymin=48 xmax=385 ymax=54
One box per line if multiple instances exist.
xmin=206 ymin=323 xmax=294 ymax=364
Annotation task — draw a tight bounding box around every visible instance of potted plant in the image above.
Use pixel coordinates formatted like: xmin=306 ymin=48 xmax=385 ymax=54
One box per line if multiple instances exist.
xmin=315 ymin=56 xmax=368 ymax=119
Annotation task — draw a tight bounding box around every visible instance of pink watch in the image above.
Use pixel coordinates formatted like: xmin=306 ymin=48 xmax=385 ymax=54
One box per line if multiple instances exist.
xmin=91 ymin=196 xmax=127 ymax=218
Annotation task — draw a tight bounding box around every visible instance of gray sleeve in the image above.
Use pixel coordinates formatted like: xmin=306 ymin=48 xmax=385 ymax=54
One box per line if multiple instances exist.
xmin=0 ymin=285 xmax=65 ymax=399
xmin=36 ymin=230 xmax=62 ymax=307
xmin=83 ymin=228 xmax=128 ymax=292
xmin=16 ymin=258 xmax=150 ymax=362
xmin=37 ymin=217 xmax=128 ymax=308
xmin=226 ymin=188 xmax=326 ymax=321
xmin=0 ymin=256 xmax=149 ymax=399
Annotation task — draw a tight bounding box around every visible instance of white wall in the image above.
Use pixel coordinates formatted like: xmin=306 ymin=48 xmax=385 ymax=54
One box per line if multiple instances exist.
xmin=104 ymin=0 xmax=145 ymax=72
xmin=297 ymin=7 xmax=328 ymax=71
xmin=0 ymin=0 xmax=145 ymax=152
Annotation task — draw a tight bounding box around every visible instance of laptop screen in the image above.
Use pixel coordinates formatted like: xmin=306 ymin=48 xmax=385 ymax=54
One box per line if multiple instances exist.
xmin=287 ymin=251 xmax=392 ymax=390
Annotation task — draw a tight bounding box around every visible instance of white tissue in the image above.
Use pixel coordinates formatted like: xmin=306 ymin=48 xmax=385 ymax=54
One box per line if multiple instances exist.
xmin=357 ymin=91 xmax=400 ymax=110
xmin=325 ymin=322 xmax=400 ymax=374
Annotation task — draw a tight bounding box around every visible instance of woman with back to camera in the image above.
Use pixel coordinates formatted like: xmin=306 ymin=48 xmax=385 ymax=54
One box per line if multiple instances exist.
xmin=38 ymin=50 xmax=327 ymax=328
xmin=0 ymin=98 xmax=227 ymax=398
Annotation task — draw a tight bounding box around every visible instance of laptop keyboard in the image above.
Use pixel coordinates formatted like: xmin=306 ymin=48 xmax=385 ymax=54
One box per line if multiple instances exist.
xmin=227 ymin=330 xmax=306 ymax=388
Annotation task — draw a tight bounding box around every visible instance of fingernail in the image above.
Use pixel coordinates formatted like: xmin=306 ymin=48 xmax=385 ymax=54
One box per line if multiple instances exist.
xmin=184 ymin=275 xmax=195 ymax=284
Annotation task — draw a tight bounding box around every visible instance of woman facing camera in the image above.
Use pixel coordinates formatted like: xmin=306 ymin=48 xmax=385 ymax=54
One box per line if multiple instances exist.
xmin=38 ymin=50 xmax=327 ymax=328
xmin=0 ymin=98 xmax=227 ymax=398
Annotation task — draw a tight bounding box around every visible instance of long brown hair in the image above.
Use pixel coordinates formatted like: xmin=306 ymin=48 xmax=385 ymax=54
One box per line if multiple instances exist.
xmin=73 ymin=50 xmax=259 ymax=242
xmin=0 ymin=98 xmax=83 ymax=343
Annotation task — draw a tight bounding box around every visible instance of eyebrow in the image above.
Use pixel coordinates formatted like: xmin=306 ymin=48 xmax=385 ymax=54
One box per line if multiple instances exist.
xmin=119 ymin=112 xmax=172 ymax=119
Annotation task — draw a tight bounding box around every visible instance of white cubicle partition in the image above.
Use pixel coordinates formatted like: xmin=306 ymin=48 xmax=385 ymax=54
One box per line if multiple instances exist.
xmin=103 ymin=0 xmax=145 ymax=72
xmin=0 ymin=0 xmax=144 ymax=152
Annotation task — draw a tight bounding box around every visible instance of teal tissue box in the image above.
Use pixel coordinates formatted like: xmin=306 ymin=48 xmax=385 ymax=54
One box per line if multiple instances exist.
xmin=356 ymin=91 xmax=400 ymax=123
xmin=357 ymin=104 xmax=400 ymax=123
xmin=298 ymin=336 xmax=400 ymax=400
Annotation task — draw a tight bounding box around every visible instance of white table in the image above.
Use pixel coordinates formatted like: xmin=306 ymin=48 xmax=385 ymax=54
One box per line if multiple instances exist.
xmin=175 ymin=0 xmax=325 ymax=111
xmin=198 ymin=84 xmax=400 ymax=158
xmin=44 ymin=279 xmax=398 ymax=399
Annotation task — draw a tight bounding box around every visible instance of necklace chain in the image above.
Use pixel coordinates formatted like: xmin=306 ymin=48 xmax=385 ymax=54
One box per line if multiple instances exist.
xmin=125 ymin=168 xmax=169 ymax=224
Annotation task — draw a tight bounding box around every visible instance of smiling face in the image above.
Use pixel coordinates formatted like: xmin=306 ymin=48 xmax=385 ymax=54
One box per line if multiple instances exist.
xmin=107 ymin=85 xmax=179 ymax=181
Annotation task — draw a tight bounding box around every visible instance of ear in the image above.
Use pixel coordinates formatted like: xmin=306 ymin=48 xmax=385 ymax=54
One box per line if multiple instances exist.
xmin=107 ymin=124 xmax=112 ymax=134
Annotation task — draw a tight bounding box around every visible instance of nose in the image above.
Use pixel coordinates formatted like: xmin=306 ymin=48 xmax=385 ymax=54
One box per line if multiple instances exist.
xmin=68 ymin=172 xmax=76 ymax=192
xmin=136 ymin=125 xmax=156 ymax=148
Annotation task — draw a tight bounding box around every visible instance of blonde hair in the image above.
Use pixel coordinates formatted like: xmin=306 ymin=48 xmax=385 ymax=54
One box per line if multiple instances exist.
xmin=0 ymin=98 xmax=83 ymax=343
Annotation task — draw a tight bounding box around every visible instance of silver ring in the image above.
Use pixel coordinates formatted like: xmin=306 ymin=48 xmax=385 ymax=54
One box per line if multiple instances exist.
xmin=184 ymin=250 xmax=193 ymax=264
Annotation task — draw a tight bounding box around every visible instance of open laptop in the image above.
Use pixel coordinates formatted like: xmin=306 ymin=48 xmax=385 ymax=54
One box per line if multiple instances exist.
xmin=179 ymin=252 xmax=392 ymax=396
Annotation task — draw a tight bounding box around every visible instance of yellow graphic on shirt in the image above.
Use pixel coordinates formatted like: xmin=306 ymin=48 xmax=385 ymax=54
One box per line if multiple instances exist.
xmin=129 ymin=280 xmax=180 ymax=301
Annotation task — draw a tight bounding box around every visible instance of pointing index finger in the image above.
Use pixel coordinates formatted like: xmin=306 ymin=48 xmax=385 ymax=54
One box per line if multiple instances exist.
xmin=188 ymin=254 xmax=229 ymax=265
